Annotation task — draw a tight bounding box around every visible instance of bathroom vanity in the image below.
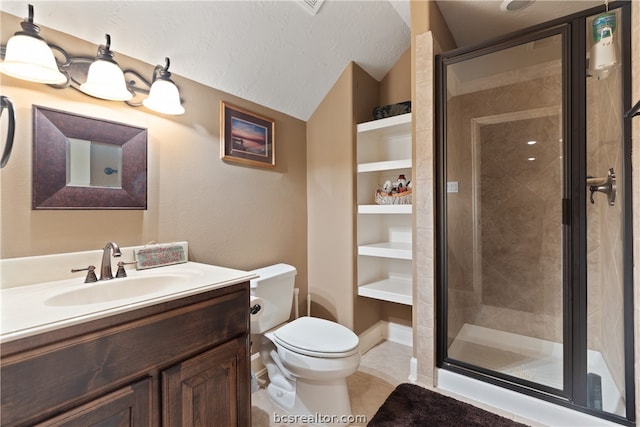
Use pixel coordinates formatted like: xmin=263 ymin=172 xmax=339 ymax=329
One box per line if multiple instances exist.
xmin=0 ymin=260 xmax=254 ymax=427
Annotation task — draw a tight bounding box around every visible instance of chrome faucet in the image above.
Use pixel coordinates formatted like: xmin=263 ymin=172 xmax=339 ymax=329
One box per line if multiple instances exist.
xmin=100 ymin=242 xmax=122 ymax=280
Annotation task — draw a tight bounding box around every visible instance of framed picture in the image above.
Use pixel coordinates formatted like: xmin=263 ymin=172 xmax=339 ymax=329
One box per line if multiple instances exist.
xmin=220 ymin=102 xmax=275 ymax=168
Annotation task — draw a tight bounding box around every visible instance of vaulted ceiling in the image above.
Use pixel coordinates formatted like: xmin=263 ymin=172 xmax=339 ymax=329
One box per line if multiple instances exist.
xmin=0 ymin=1 xmax=605 ymax=121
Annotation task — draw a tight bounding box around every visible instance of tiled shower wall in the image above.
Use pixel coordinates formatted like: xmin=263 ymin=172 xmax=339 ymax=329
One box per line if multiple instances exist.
xmin=586 ymin=55 xmax=625 ymax=394
xmin=444 ymin=73 xmax=563 ymax=343
xmin=479 ymin=115 xmax=563 ymax=330
xmin=414 ymin=30 xmax=436 ymax=387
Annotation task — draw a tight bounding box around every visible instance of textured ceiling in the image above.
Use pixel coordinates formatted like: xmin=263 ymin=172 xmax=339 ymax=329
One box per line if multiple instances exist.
xmin=435 ymin=0 xmax=603 ymax=48
xmin=0 ymin=1 xmax=411 ymax=121
xmin=1 ymin=1 xmax=608 ymax=121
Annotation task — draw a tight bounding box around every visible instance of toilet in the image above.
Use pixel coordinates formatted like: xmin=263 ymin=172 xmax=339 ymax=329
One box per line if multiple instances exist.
xmin=250 ymin=263 xmax=360 ymax=424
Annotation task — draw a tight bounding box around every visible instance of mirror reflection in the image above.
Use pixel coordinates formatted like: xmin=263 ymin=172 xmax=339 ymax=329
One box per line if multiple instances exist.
xmin=66 ymin=138 xmax=122 ymax=188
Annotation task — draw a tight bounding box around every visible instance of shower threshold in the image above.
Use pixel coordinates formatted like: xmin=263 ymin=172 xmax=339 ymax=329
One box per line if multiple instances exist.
xmin=446 ymin=324 xmax=625 ymax=417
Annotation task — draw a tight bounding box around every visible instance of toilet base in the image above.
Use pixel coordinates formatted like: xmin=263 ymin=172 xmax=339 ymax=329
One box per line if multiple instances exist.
xmin=267 ymin=377 xmax=352 ymax=426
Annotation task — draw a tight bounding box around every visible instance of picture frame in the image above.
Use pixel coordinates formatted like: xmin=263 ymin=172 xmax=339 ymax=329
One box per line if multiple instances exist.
xmin=220 ymin=101 xmax=275 ymax=168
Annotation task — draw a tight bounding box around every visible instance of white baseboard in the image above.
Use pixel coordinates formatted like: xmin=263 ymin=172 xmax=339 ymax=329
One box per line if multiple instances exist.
xmin=357 ymin=321 xmax=386 ymax=354
xmin=409 ymin=357 xmax=418 ymax=383
xmin=251 ymin=351 xmax=264 ymax=371
xmin=384 ymin=321 xmax=413 ymax=347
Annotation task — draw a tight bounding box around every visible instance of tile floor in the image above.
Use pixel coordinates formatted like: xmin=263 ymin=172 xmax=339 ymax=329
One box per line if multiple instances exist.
xmin=251 ymin=340 xmax=413 ymax=426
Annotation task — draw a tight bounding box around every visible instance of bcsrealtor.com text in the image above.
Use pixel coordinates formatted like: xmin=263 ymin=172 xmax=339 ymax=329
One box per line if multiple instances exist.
xmin=273 ymin=413 xmax=368 ymax=424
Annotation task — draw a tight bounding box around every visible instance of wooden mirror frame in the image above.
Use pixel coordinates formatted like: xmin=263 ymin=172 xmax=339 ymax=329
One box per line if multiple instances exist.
xmin=32 ymin=106 xmax=147 ymax=209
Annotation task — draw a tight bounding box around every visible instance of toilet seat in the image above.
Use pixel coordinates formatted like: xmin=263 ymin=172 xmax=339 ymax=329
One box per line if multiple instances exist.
xmin=273 ymin=317 xmax=359 ymax=358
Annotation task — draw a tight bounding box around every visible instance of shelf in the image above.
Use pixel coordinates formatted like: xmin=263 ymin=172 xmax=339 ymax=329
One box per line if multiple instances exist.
xmin=358 ymin=242 xmax=412 ymax=260
xmin=356 ymin=113 xmax=411 ymax=134
xmin=358 ymin=277 xmax=412 ymax=305
xmin=357 ymin=159 xmax=411 ymax=173
xmin=356 ymin=113 xmax=413 ymax=310
xmin=358 ymin=205 xmax=412 ymax=214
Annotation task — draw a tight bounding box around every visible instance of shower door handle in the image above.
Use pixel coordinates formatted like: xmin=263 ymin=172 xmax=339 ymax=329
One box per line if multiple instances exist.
xmin=587 ymin=168 xmax=616 ymax=206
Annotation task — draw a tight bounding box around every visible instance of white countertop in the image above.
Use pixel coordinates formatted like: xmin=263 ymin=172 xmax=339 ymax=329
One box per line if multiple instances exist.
xmin=1 ymin=262 xmax=256 ymax=343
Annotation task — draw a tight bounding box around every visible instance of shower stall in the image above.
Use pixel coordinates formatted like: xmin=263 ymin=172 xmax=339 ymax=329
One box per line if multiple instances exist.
xmin=435 ymin=3 xmax=634 ymax=425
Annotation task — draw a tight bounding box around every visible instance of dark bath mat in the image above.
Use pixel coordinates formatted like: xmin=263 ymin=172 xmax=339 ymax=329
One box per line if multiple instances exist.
xmin=368 ymin=383 xmax=530 ymax=426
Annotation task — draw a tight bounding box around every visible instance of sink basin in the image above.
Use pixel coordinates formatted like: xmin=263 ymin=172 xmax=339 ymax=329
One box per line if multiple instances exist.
xmin=45 ymin=274 xmax=185 ymax=306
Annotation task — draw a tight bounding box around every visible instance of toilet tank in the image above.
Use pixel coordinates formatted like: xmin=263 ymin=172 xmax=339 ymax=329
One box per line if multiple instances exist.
xmin=250 ymin=263 xmax=297 ymax=333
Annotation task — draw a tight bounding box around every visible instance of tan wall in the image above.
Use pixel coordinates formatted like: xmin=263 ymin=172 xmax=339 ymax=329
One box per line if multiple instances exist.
xmin=410 ymin=1 xmax=456 ymax=54
xmin=379 ymin=48 xmax=411 ymax=107
xmin=0 ymin=13 xmax=308 ymax=310
xmin=306 ymin=65 xmax=357 ymax=326
xmin=306 ymin=55 xmax=413 ymax=332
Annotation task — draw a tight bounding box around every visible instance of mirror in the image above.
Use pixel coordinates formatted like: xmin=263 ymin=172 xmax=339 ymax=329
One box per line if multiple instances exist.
xmin=33 ymin=106 xmax=147 ymax=209
xmin=66 ymin=139 xmax=122 ymax=188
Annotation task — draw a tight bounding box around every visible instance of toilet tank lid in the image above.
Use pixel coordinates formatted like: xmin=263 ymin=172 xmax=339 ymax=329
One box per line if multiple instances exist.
xmin=249 ymin=263 xmax=297 ymax=288
xmin=273 ymin=317 xmax=359 ymax=355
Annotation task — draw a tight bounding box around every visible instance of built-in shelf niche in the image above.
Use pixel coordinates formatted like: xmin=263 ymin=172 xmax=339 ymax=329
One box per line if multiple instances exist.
xmin=356 ymin=113 xmax=413 ymax=306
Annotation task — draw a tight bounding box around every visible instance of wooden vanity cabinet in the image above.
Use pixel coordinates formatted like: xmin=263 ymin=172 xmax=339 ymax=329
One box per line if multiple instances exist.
xmin=1 ymin=282 xmax=251 ymax=427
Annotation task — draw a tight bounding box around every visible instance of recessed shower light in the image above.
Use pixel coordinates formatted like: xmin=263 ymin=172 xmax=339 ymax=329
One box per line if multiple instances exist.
xmin=500 ymin=0 xmax=535 ymax=12
xmin=527 ymin=140 xmax=537 ymax=145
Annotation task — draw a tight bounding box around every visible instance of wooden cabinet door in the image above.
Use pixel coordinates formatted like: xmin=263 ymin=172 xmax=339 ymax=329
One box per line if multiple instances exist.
xmin=35 ymin=378 xmax=152 ymax=427
xmin=162 ymin=336 xmax=250 ymax=427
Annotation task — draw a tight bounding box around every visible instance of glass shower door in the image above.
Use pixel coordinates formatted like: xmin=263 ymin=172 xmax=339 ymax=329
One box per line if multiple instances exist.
xmin=437 ymin=4 xmax=634 ymax=423
xmin=442 ymin=30 xmax=566 ymax=393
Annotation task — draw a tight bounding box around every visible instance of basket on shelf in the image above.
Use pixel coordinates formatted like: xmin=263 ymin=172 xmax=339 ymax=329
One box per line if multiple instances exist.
xmin=375 ymin=189 xmax=412 ymax=205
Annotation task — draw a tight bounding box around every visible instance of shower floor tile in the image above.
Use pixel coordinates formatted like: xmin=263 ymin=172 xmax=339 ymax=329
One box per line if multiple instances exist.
xmin=447 ymin=323 xmax=625 ymax=416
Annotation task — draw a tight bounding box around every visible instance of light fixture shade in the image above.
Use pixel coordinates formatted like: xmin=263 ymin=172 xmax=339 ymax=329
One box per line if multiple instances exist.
xmin=79 ymin=59 xmax=132 ymax=101
xmin=143 ymin=79 xmax=184 ymax=115
xmin=1 ymin=34 xmax=66 ymax=84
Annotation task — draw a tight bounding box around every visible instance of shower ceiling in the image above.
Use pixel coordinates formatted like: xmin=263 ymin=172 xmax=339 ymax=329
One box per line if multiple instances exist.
xmin=436 ymin=0 xmax=604 ymax=47
xmin=0 ymin=1 xmax=605 ymax=121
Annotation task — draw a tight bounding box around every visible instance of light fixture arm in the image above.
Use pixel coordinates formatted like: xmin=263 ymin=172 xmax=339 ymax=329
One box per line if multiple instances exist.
xmin=155 ymin=57 xmax=172 ymax=80
xmin=16 ymin=4 xmax=42 ymax=39
xmin=122 ymin=68 xmax=153 ymax=107
xmin=95 ymin=34 xmax=117 ymax=64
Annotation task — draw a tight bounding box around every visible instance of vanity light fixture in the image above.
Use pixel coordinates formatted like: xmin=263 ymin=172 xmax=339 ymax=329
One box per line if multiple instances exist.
xmin=0 ymin=4 xmax=66 ymax=84
xmin=142 ymin=58 xmax=185 ymax=115
xmin=0 ymin=4 xmax=185 ymax=115
xmin=79 ymin=34 xmax=132 ymax=102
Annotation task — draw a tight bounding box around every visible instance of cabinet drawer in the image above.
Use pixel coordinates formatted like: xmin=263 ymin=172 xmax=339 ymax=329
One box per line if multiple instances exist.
xmin=35 ymin=378 xmax=152 ymax=427
xmin=1 ymin=289 xmax=247 ymax=426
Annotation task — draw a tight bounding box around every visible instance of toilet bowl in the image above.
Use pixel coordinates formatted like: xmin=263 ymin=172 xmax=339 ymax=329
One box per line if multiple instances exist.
xmin=249 ymin=264 xmax=360 ymax=425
